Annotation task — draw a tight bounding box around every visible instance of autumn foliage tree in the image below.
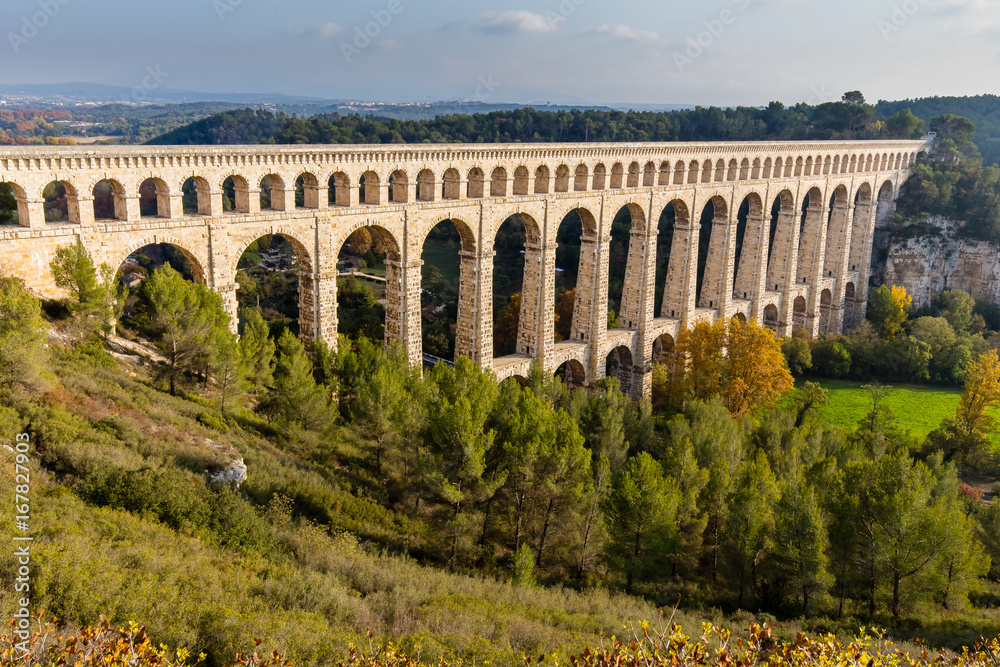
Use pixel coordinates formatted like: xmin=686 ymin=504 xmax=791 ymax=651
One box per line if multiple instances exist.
xmin=668 ymin=318 xmax=793 ymax=416
xmin=927 ymin=349 xmax=1000 ymax=467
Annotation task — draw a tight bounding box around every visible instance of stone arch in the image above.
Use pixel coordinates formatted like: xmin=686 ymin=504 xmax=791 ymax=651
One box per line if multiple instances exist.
xmin=611 ymin=202 xmax=648 ymax=329
xmin=442 ymin=168 xmax=461 ymax=200
xmin=534 ymin=165 xmax=550 ymax=194
xmin=763 ymin=304 xmax=779 ymax=332
xmin=611 ymin=163 xmax=624 ymax=189
xmin=139 ymin=177 xmax=170 ymax=218
xmin=493 ymin=212 xmax=543 ymax=358
xmin=360 ymin=171 xmax=382 ymax=205
xmin=688 ymin=160 xmax=700 ymax=184
xmin=696 ymin=194 xmax=731 ymax=310
xmin=389 ymin=170 xmax=409 ymax=204
xmin=774 ymin=157 xmax=783 ymax=178
xmin=336 ymin=222 xmax=404 ymax=346
xmin=491 ymin=166 xmax=508 ymax=197
xmin=627 ymin=162 xmax=641 ymax=188
xmin=41 ymin=179 xmax=81 ymax=224
xmin=702 ymin=160 xmax=713 ymax=184
xmin=847 ymin=182 xmax=874 ymax=272
xmin=727 ymin=159 xmax=738 ymax=181
xmin=673 ymin=161 xmax=686 ymax=185
xmin=593 ymin=164 xmax=607 ymax=190
xmin=795 ymin=157 xmax=804 ymax=177
xmin=659 ymin=161 xmax=671 ymax=186
xmin=784 ymin=157 xmax=794 ymax=178
xmin=792 ymin=295 xmax=807 ymax=331
xmin=652 ymin=333 xmax=675 ymax=365
xmin=512 ymin=166 xmax=529 ymax=196
xmin=234 ymin=230 xmax=314 ymax=337
xmin=714 ymin=159 xmax=725 ymax=182
xmin=259 ymin=173 xmax=286 ymax=211
xmin=222 ymin=174 xmax=250 ymax=213
xmin=765 ymin=189 xmax=797 ymax=292
xmin=555 ymin=359 xmax=587 ymax=390
xmin=420 ymin=216 xmax=477 ymax=362
xmin=328 ymin=172 xmax=350 ymax=206
xmin=605 ymin=345 xmax=634 ymax=395
xmin=294 ymin=172 xmax=320 ymax=209
xmin=739 ymin=158 xmax=750 ymax=180
xmin=180 ymin=176 xmax=211 ymax=216
xmin=660 ymin=199 xmax=692 ymax=320
xmin=417 ymin=169 xmax=435 ymax=202
xmin=1 ymin=181 xmax=28 ymax=226
xmin=553 ymin=206 xmax=599 ymax=343
xmin=575 ymin=163 xmax=589 ymax=192
xmin=832 ymin=155 xmax=841 ymax=174
xmin=823 ymin=185 xmax=851 ymax=278
xmin=751 ymin=158 xmax=761 ymax=180
xmin=643 ymin=161 xmax=656 ymax=187
xmin=467 ymin=168 xmax=485 ymax=199
xmin=733 ymin=192 xmax=764 ymax=302
xmin=118 ymin=238 xmax=208 ymax=285
xmin=796 ymin=186 xmax=826 ymax=285
xmin=555 ymin=165 xmax=571 ymax=192
xmin=824 ymin=155 xmax=833 ymax=175
xmin=804 ymin=156 xmax=814 ymax=176
xmin=844 ymin=281 xmax=858 ymax=329
xmin=93 ymin=178 xmax=127 ymax=221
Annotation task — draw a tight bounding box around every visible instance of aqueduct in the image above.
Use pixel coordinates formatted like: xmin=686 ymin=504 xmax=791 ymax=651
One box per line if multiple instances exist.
xmin=0 ymin=139 xmax=928 ymax=397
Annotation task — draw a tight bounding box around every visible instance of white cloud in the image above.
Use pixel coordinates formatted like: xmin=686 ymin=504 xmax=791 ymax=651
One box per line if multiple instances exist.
xmin=592 ymin=24 xmax=660 ymax=43
xmin=476 ymin=11 xmax=556 ymax=35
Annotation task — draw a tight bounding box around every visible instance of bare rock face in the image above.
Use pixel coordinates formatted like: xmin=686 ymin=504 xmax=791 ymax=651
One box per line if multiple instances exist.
xmin=885 ymin=217 xmax=1000 ymax=308
xmin=209 ymin=458 xmax=248 ymax=487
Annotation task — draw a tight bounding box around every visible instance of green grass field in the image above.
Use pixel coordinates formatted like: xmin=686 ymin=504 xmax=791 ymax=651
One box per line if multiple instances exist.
xmin=799 ymin=379 xmax=1000 ymax=444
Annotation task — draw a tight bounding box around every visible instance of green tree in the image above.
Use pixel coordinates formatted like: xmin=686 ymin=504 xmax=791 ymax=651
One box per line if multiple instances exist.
xmin=781 ymin=336 xmax=812 ymax=377
xmin=239 ymin=307 xmax=275 ymax=393
xmin=939 ymin=290 xmax=975 ymax=335
xmin=602 ymin=452 xmax=680 ymax=592
xmin=50 ymin=238 xmax=98 ymax=305
xmin=0 ymin=277 xmax=46 ymax=391
xmin=352 ymin=346 xmax=408 ymax=476
xmin=512 ymin=543 xmax=537 ymax=587
xmin=868 ymin=285 xmax=911 ymax=338
xmin=580 ymin=378 xmax=629 ymax=472
xmin=213 ymin=325 xmax=248 ymax=416
xmin=771 ymin=475 xmax=832 ymax=615
xmin=264 ymin=329 xmax=330 ymax=430
xmin=723 ymin=451 xmax=779 ymax=608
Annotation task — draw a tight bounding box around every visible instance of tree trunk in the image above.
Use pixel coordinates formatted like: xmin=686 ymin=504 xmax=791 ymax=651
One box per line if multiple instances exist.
xmin=536 ymin=498 xmax=555 ymax=567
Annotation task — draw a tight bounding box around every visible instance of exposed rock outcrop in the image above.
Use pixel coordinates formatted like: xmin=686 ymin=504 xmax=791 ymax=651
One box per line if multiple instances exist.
xmin=884 ymin=217 xmax=1000 ymax=308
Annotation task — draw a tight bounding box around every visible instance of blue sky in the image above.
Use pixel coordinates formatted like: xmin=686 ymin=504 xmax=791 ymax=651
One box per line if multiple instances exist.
xmin=2 ymin=0 xmax=997 ymax=106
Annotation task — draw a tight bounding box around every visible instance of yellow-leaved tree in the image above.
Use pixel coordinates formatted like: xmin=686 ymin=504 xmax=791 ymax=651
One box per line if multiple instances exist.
xmin=869 ymin=284 xmax=912 ymax=338
xmin=670 ymin=318 xmax=793 ymax=417
xmin=955 ymin=349 xmax=1000 ymax=439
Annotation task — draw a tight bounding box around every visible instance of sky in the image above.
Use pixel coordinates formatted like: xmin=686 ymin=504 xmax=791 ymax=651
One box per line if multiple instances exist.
xmin=1 ymin=0 xmax=998 ymax=107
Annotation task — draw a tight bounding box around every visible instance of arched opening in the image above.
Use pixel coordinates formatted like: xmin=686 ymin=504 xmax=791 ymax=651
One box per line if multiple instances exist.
xmin=554 ymin=208 xmax=598 ymax=342
xmin=610 ymin=163 xmax=624 ymax=189
xmin=593 ymin=164 xmax=607 ymax=190
xmin=696 ymin=196 xmax=729 ymax=310
xmin=493 ymin=214 xmax=542 ymax=357
xmin=139 ymin=178 xmax=170 ymax=218
xmin=626 ymin=162 xmax=640 ymax=188
xmin=714 ymin=160 xmax=725 ymax=182
xmin=605 ymin=345 xmax=634 ymax=395
xmin=654 ymin=202 xmax=676 ymax=318
xmin=555 ymin=359 xmax=587 ymax=390
xmin=739 ymin=159 xmax=750 ymax=180
xmin=491 ymin=167 xmax=508 ymax=197
xmin=360 ymin=171 xmax=381 ymax=205
xmin=417 ymin=169 xmax=435 ymax=202
xmin=763 ymin=304 xmax=779 ymax=333
xmin=651 ymin=333 xmax=677 ymax=409
xmin=823 ymin=186 xmax=851 ymax=278
xmin=555 ymin=165 xmax=570 ymax=193
xmin=0 ymin=182 xmax=27 ymax=226
xmin=338 ymin=225 xmax=400 ymax=345
xmin=235 ymin=234 xmax=308 ymax=338
xmin=688 ymin=160 xmax=700 ymax=184
xmin=765 ymin=191 xmax=796 ymax=292
xmin=673 ymin=162 xmax=686 ymax=185
xmin=733 ymin=312 xmax=747 ymax=323
xmin=796 ymin=187 xmax=825 ymax=285
xmin=442 ymin=169 xmax=461 ymax=200
xmin=763 ymin=158 xmax=773 ymax=179
xmin=844 ymin=282 xmax=858 ymax=330
xmin=731 ymin=195 xmax=755 ymax=301
xmin=182 ymin=177 xmax=210 ymax=216
xmin=792 ymin=295 xmax=807 ymax=332
xmin=223 ymin=175 xmax=250 ymax=213
xmin=703 ymin=160 xmax=714 ymax=184
xmin=93 ymin=179 xmax=126 ymax=221
xmin=819 ymin=289 xmax=833 ymax=334
xmin=727 ymin=159 xmax=738 ymax=181
xmin=117 ymin=242 xmax=204 ymax=315
xmin=260 ymin=174 xmax=285 ymax=211
xmin=659 ymin=162 xmax=671 ymax=186
xmin=574 ymin=164 xmax=589 ymax=192
xmin=467 ymin=168 xmax=485 ymax=199
xmin=329 ymin=172 xmax=350 ymax=207
xmin=43 ymin=180 xmax=80 ymax=224
xmin=421 ymin=219 xmax=467 ymax=362
xmin=607 ymin=205 xmax=636 ymax=327
xmin=389 ymin=170 xmax=409 ymax=204
xmin=866 ymin=181 xmax=896 ymax=290
xmin=513 ymin=167 xmax=529 ymax=196
xmin=534 ymin=166 xmax=550 ymax=194
xmin=643 ymin=161 xmax=656 ymax=187
xmin=295 ymin=172 xmax=319 ymax=209
xmin=660 ymin=200 xmax=691 ymax=320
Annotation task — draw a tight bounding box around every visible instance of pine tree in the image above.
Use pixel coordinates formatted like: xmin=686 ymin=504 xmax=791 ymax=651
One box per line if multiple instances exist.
xmin=772 ymin=474 xmax=832 ymax=615
xmin=50 ymin=238 xmax=99 ymax=305
xmin=0 ymin=277 xmax=46 ymax=391
xmin=239 ymin=307 xmax=275 ymax=393
xmin=724 ymin=451 xmax=779 ymax=608
xmin=265 ymin=329 xmax=330 ymax=430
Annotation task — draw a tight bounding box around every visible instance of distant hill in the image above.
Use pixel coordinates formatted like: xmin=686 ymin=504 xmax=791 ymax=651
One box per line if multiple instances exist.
xmin=877 ymin=95 xmax=1000 ymax=166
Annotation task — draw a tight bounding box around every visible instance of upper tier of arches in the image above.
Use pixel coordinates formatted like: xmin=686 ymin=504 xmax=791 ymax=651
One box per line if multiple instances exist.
xmin=0 ymin=142 xmax=925 ymax=228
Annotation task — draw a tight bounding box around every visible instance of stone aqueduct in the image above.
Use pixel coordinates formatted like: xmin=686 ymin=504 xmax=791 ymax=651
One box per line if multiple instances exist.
xmin=0 ymin=139 xmax=928 ymax=397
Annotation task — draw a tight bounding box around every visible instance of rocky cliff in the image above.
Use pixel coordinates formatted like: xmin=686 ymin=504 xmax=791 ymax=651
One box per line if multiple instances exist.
xmin=884 ymin=217 xmax=1000 ymax=308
